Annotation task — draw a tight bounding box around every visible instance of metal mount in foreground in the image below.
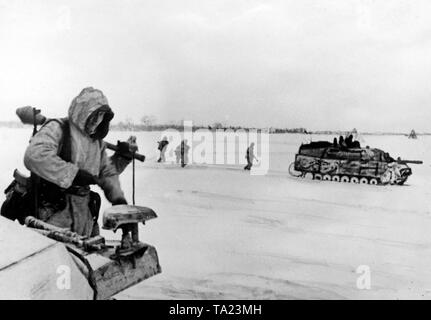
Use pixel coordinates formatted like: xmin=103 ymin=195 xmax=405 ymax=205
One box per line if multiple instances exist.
xmin=102 ymin=205 xmax=157 ymax=259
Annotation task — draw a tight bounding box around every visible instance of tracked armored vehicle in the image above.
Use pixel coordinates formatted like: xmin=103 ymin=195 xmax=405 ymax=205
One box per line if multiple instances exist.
xmin=289 ymin=141 xmax=422 ymax=185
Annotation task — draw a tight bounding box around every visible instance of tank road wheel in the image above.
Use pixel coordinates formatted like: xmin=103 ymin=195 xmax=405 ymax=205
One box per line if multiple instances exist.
xmin=332 ymin=175 xmax=340 ymax=182
xmin=305 ymin=172 xmax=314 ymax=180
xmin=369 ymin=178 xmax=378 ymax=185
xmin=359 ymin=177 xmax=369 ymax=184
xmin=323 ymin=174 xmax=331 ymax=181
xmin=350 ymin=177 xmax=359 ymax=184
xmin=340 ymin=176 xmax=350 ymax=183
xmin=314 ymin=173 xmax=322 ymax=180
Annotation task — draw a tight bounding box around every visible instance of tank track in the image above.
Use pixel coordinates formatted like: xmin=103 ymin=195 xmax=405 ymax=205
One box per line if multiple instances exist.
xmin=310 ymin=173 xmax=380 ymax=185
xmin=288 ymin=162 xmax=382 ymax=185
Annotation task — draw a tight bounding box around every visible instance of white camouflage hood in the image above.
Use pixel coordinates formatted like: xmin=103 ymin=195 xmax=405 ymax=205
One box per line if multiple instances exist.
xmin=68 ymin=87 xmax=113 ymax=137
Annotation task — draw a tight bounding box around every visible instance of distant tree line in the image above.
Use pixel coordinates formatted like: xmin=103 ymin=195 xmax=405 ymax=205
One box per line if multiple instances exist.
xmin=269 ymin=128 xmax=308 ymax=134
xmin=110 ymin=122 xmax=275 ymax=132
xmin=110 ymin=116 xmax=313 ymax=133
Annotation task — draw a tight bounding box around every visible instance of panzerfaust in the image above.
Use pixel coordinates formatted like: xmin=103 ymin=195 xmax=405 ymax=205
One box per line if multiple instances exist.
xmin=289 ymin=140 xmax=423 ymax=185
xmin=21 ymin=205 xmax=161 ymax=300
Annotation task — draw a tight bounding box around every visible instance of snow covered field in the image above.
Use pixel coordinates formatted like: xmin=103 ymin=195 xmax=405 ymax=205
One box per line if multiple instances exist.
xmin=2 ymin=128 xmax=431 ymax=299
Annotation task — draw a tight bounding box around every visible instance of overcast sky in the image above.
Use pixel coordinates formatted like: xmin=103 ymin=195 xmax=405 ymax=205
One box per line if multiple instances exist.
xmin=1 ymin=0 xmax=431 ymax=132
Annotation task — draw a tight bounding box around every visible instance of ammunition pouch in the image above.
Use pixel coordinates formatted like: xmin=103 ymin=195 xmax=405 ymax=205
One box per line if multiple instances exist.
xmin=1 ymin=170 xmax=34 ymax=224
xmin=38 ymin=178 xmax=68 ymax=212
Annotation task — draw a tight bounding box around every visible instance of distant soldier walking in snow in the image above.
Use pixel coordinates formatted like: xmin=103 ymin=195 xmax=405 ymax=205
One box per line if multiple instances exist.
xmin=157 ymin=136 xmax=169 ymax=163
xmin=179 ymin=139 xmax=190 ymax=168
xmin=244 ymin=142 xmax=258 ymax=170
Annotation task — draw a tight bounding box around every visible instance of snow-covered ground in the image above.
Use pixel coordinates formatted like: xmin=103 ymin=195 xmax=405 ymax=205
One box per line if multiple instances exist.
xmin=2 ymin=128 xmax=431 ymax=299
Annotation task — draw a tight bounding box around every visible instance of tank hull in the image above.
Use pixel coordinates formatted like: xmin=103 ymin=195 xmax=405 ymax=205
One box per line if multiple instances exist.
xmin=290 ymin=144 xmax=412 ymax=185
xmin=294 ymin=154 xmax=390 ymax=182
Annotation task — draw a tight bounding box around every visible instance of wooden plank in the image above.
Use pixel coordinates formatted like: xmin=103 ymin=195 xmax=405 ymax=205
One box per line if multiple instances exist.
xmin=83 ymin=241 xmax=161 ymax=300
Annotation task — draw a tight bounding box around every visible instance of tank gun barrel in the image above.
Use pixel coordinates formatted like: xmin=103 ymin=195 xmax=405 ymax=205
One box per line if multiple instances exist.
xmin=397 ymin=159 xmax=423 ymax=165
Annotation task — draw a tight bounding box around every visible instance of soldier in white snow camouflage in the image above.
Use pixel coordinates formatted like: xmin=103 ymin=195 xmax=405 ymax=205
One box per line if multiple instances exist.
xmin=24 ymin=87 xmax=135 ymax=237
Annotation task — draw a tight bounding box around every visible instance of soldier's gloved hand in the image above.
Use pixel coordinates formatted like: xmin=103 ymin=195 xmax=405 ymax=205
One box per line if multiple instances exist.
xmin=112 ymin=197 xmax=128 ymax=205
xmin=116 ymin=136 xmax=138 ymax=159
xmin=73 ymin=169 xmax=99 ymax=186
